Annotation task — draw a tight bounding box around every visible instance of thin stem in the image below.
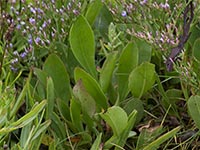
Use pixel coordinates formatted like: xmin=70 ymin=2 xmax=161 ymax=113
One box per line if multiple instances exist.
xmin=0 ymin=43 xmax=7 ymax=76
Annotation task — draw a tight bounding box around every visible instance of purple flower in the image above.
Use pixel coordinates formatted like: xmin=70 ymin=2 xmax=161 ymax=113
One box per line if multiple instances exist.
xmin=35 ymin=37 xmax=41 ymax=44
xmin=121 ymin=10 xmax=127 ymax=17
xmin=37 ymin=15 xmax=42 ymax=19
xmin=15 ymin=11 xmax=19 ymax=15
xmin=16 ymin=24 xmax=21 ymax=30
xmin=22 ymin=29 xmax=26 ymax=34
xmin=28 ymin=35 xmax=33 ymax=45
xmin=48 ymin=19 xmax=51 ymax=24
xmin=29 ymin=18 xmax=35 ymax=24
xmin=20 ymin=51 xmax=28 ymax=58
xmin=11 ymin=0 xmax=16 ymax=4
xmin=11 ymin=58 xmax=18 ymax=64
xmin=140 ymin=0 xmax=148 ymax=5
xmin=160 ymin=3 xmax=170 ymax=9
xmin=10 ymin=6 xmax=14 ymax=11
xmin=42 ymin=21 xmax=47 ymax=28
xmin=67 ymin=3 xmax=72 ymax=10
xmin=73 ymin=9 xmax=79 ymax=15
xmin=9 ymin=43 xmax=13 ymax=48
xmin=37 ymin=8 xmax=43 ymax=14
xmin=13 ymin=51 xmax=19 ymax=56
xmin=51 ymin=32 xmax=55 ymax=37
xmin=46 ymin=39 xmax=50 ymax=45
xmin=61 ymin=18 xmax=64 ymax=22
xmin=10 ymin=66 xmax=18 ymax=72
xmin=30 ymin=7 xmax=36 ymax=14
xmin=59 ymin=8 xmax=63 ymax=14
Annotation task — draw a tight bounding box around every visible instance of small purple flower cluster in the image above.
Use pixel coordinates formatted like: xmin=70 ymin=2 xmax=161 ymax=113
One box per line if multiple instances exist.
xmin=106 ymin=0 xmax=181 ymax=50
xmin=127 ymin=25 xmax=179 ymax=50
xmin=4 ymin=0 xmax=82 ymax=72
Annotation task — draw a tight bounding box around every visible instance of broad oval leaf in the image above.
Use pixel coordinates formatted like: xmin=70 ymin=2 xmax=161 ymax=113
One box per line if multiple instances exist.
xmin=192 ymin=38 xmax=200 ymax=61
xmin=33 ymin=68 xmax=48 ymax=87
xmin=73 ymin=80 xmax=96 ymax=117
xmin=74 ymin=67 xmax=108 ymax=109
xmin=94 ymin=5 xmax=113 ymax=39
xmin=133 ymin=37 xmax=152 ymax=64
xmin=128 ymin=62 xmax=155 ymax=98
xmin=43 ymin=54 xmax=71 ymax=103
xmin=188 ymin=95 xmax=200 ymax=129
xmin=70 ymin=97 xmax=83 ymax=132
xmin=100 ymin=106 xmax=128 ymax=137
xmin=123 ymin=98 xmax=143 ymax=124
xmin=85 ymin=0 xmax=103 ymax=25
xmin=117 ymin=42 xmax=139 ymax=101
xmin=69 ymin=15 xmax=97 ymax=78
xmin=189 ymin=25 xmax=200 ymax=45
xmin=100 ymin=52 xmax=117 ymax=93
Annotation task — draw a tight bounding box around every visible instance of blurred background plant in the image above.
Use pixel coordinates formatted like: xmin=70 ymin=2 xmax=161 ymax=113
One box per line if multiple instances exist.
xmin=0 ymin=0 xmax=83 ymax=77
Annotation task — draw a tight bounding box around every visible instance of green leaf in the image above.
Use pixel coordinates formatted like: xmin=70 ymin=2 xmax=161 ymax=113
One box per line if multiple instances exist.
xmin=51 ymin=112 xmax=66 ymax=140
xmin=90 ymin=133 xmax=102 ymax=150
xmin=100 ymin=52 xmax=117 ymax=93
xmin=117 ymin=42 xmax=139 ymax=101
xmin=115 ymin=110 xmax=137 ymax=149
xmin=94 ymin=5 xmax=113 ymax=39
xmin=128 ymin=62 xmax=155 ymax=98
xmin=11 ymin=100 xmax=47 ymax=128
xmin=100 ymin=106 xmax=128 ymax=137
xmin=46 ymin=77 xmax=55 ymax=119
xmin=19 ymin=123 xmax=32 ymax=147
xmin=189 ymin=25 xmax=200 ymax=45
xmin=85 ymin=0 xmax=103 ymax=25
xmin=73 ymin=80 xmax=96 ymax=117
xmin=56 ymin=98 xmax=71 ymax=121
xmin=133 ymin=38 xmax=152 ymax=64
xmin=123 ymin=98 xmax=144 ymax=124
xmin=43 ymin=54 xmax=71 ymax=103
xmin=136 ymin=126 xmax=163 ymax=150
xmin=192 ymin=38 xmax=200 ymax=61
xmin=74 ymin=67 xmax=108 ymax=109
xmin=10 ymin=75 xmax=30 ymax=117
xmin=69 ymin=15 xmax=97 ymax=78
xmin=103 ymin=108 xmax=137 ymax=150
xmin=0 ymin=100 xmax=47 ymax=134
xmin=143 ymin=126 xmax=180 ymax=150
xmin=161 ymin=89 xmax=182 ymax=114
xmin=70 ymin=97 xmax=83 ymax=132
xmin=32 ymin=120 xmax=51 ymax=141
xmin=33 ymin=68 xmax=48 ymax=87
xmin=188 ymin=95 xmax=200 ymax=129
xmin=31 ymin=133 xmax=45 ymax=150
